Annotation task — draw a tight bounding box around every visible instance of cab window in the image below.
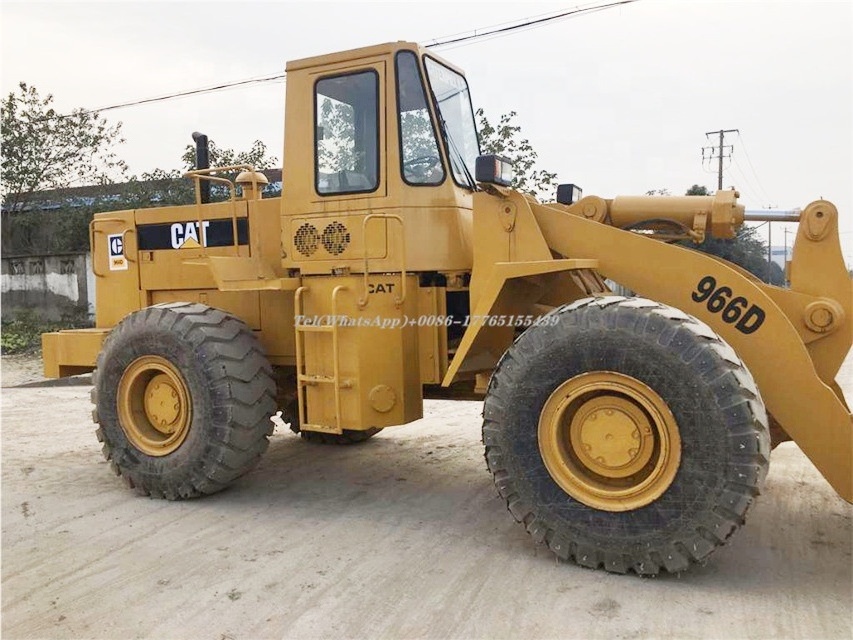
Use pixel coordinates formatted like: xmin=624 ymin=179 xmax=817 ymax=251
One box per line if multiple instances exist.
xmin=395 ymin=51 xmax=445 ymax=185
xmin=315 ymin=70 xmax=379 ymax=195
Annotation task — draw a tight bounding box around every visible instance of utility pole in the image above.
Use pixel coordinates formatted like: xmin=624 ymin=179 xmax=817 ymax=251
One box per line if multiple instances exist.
xmin=784 ymin=227 xmax=792 ymax=286
xmin=703 ymin=129 xmax=738 ymax=190
xmin=767 ymin=221 xmax=772 ymax=282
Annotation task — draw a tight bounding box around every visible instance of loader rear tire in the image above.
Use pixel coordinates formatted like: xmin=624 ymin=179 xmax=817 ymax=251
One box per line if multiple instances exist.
xmin=92 ymin=302 xmax=276 ymax=499
xmin=275 ymin=368 xmax=382 ymax=445
xmin=483 ymin=296 xmax=770 ymax=575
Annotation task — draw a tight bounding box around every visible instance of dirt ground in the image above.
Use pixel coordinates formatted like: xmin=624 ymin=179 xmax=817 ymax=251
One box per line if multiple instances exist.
xmin=1 ymin=353 xmax=851 ymax=640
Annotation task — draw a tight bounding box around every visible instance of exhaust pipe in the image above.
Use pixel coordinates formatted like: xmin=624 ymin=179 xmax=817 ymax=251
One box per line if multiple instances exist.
xmin=191 ymin=131 xmax=210 ymax=204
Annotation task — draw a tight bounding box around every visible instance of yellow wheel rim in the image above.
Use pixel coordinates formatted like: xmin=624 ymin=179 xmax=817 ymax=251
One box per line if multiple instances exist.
xmin=538 ymin=371 xmax=681 ymax=512
xmin=117 ymin=356 xmax=192 ymax=456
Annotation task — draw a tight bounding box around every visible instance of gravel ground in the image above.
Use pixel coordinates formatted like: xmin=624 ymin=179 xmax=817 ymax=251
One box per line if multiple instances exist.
xmin=1 ymin=353 xmax=851 ymax=640
xmin=0 ymin=354 xmax=52 ymax=387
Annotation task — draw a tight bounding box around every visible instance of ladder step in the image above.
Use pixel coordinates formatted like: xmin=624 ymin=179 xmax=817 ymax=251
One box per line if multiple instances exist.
xmin=295 ymin=324 xmax=335 ymax=333
xmin=298 ymin=374 xmax=337 ymax=385
xmin=297 ymin=375 xmax=353 ymax=389
xmin=301 ymin=423 xmax=344 ymax=435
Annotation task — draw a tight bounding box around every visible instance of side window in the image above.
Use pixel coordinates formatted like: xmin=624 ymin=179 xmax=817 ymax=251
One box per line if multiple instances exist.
xmin=315 ymin=70 xmax=379 ymax=195
xmin=395 ymin=51 xmax=445 ymax=185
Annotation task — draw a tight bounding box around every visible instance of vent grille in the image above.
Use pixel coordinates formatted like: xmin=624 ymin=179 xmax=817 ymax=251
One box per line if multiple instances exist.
xmin=321 ymin=222 xmax=351 ymax=256
xmin=294 ymin=223 xmax=319 ymax=257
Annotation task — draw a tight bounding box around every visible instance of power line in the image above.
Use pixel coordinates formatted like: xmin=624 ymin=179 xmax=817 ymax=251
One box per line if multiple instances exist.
xmin=424 ymin=6 xmax=581 ymax=46
xmin=731 ymin=155 xmax=769 ymax=206
xmin=735 ymin=131 xmax=773 ymax=204
xmin=42 ymin=1 xmax=640 ymax=120
xmin=724 ymin=163 xmax=763 ymax=204
xmin=426 ymin=0 xmax=641 ymax=49
xmin=51 ymin=73 xmax=286 ymax=120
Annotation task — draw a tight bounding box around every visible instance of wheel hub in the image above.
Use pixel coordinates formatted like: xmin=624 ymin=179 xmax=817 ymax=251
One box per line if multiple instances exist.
xmin=570 ymin=396 xmax=654 ymax=478
xmin=143 ymin=373 xmax=182 ymax=433
xmin=118 ymin=356 xmax=191 ymax=456
xmin=538 ymin=371 xmax=681 ymax=512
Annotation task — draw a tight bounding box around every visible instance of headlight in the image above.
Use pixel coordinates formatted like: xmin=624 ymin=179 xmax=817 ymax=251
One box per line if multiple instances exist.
xmin=475 ymin=154 xmax=514 ymax=187
xmin=556 ymin=183 xmax=583 ymax=205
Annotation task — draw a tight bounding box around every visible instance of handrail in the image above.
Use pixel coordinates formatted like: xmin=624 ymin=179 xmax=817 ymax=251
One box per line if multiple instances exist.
xmin=359 ymin=213 xmax=407 ymax=308
xmin=294 ymin=286 xmax=308 ymax=428
xmin=330 ymin=285 xmax=348 ymax=432
xmin=89 ymin=217 xmax=128 ymax=278
xmin=122 ymin=228 xmax=137 ymax=263
xmin=183 ymin=164 xmax=258 ymax=256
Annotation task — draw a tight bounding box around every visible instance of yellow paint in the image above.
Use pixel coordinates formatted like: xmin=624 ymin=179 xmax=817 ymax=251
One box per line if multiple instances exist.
xmin=538 ymin=372 xmax=681 ymax=512
xmin=117 ymin=356 xmax=192 ymax=457
xmin=42 ymin=39 xmax=852 ymax=502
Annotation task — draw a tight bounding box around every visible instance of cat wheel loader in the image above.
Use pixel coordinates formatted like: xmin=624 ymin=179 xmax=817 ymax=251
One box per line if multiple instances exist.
xmin=42 ymin=41 xmax=852 ymax=575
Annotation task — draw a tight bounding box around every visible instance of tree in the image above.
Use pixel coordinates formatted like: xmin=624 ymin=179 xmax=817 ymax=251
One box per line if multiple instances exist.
xmin=476 ymin=109 xmax=557 ymax=201
xmin=1 ymin=82 xmax=126 ymax=213
xmin=680 ymin=184 xmax=785 ymax=285
xmin=179 ymin=138 xmax=277 ymax=172
xmin=122 ymin=140 xmax=281 ymax=210
xmin=1 ymin=129 xmax=279 ymax=255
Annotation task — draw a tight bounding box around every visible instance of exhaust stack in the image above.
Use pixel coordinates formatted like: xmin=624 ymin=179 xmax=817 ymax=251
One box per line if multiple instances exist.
xmin=191 ymin=131 xmax=210 ymax=204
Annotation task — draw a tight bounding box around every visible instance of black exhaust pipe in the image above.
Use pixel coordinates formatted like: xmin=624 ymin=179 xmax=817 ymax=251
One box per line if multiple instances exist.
xmin=191 ymin=131 xmax=210 ymax=204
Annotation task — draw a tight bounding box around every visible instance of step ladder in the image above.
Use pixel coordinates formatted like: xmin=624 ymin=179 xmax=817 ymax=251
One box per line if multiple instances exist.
xmin=294 ymin=285 xmax=351 ymax=434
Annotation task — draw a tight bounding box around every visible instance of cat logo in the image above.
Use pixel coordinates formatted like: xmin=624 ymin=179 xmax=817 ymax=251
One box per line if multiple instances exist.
xmin=171 ymin=221 xmax=211 ymax=249
xmin=107 ymin=234 xmax=128 ymax=271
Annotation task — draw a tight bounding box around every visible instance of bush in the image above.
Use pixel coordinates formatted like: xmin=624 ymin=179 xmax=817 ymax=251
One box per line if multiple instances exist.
xmin=0 ymin=309 xmax=92 ymax=355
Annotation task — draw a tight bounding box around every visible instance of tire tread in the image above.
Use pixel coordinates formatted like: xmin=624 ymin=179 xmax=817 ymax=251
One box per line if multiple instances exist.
xmin=483 ymin=295 xmax=770 ymax=575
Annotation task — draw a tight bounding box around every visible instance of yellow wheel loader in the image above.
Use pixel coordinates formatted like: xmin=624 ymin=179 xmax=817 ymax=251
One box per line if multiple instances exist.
xmin=43 ymin=42 xmax=852 ymax=575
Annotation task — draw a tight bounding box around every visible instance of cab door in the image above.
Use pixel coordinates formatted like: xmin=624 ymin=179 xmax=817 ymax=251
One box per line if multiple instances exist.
xmin=284 ymin=60 xmax=390 ymax=274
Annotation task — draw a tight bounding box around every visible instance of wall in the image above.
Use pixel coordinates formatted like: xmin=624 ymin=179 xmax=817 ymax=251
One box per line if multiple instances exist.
xmin=1 ymin=253 xmax=94 ymax=322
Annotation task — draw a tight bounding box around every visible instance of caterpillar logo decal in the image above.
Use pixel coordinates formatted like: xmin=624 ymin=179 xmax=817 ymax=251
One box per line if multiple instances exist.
xmin=107 ymin=234 xmax=128 ymax=271
xmin=137 ymin=218 xmax=249 ymax=251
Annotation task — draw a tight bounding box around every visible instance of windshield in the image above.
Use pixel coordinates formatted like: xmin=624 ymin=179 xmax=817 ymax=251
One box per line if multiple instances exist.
xmin=423 ymin=56 xmax=479 ymax=189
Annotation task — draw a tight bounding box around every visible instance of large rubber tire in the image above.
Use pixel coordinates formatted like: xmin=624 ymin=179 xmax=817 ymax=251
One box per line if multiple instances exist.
xmin=483 ymin=296 xmax=770 ymax=575
xmin=274 ymin=366 xmax=382 ymax=445
xmin=92 ymin=302 xmax=276 ymax=499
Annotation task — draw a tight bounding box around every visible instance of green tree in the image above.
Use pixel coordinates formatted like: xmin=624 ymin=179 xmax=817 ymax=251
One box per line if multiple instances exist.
xmin=477 ymin=108 xmax=557 ymax=200
xmin=1 ymin=82 xmax=126 ymax=213
xmin=124 ymin=140 xmax=281 ymax=210
xmin=179 ymin=139 xmax=277 ymax=172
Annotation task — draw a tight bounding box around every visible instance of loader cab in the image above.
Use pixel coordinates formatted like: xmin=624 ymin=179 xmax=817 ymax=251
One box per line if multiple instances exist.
xmin=281 ymin=42 xmax=478 ymax=274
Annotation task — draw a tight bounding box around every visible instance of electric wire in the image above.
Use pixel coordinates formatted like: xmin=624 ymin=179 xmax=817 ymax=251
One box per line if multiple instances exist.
xmin=39 ymin=1 xmax=640 ymax=120
xmin=424 ymin=5 xmax=588 ymax=45
xmin=724 ymin=163 xmax=762 ymax=205
xmin=47 ymin=74 xmax=287 ymax=120
xmin=736 ymin=131 xmax=774 ymax=204
xmin=730 ymin=155 xmax=767 ymax=205
xmin=426 ymin=1 xmax=640 ymax=51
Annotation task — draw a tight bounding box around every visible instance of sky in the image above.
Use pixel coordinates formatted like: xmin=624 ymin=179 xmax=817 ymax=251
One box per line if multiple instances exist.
xmin=2 ymin=0 xmax=852 ymax=264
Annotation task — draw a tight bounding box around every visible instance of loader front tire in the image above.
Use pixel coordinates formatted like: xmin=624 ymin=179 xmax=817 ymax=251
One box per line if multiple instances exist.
xmin=92 ymin=303 xmax=276 ymax=499
xmin=483 ymin=297 xmax=770 ymax=575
